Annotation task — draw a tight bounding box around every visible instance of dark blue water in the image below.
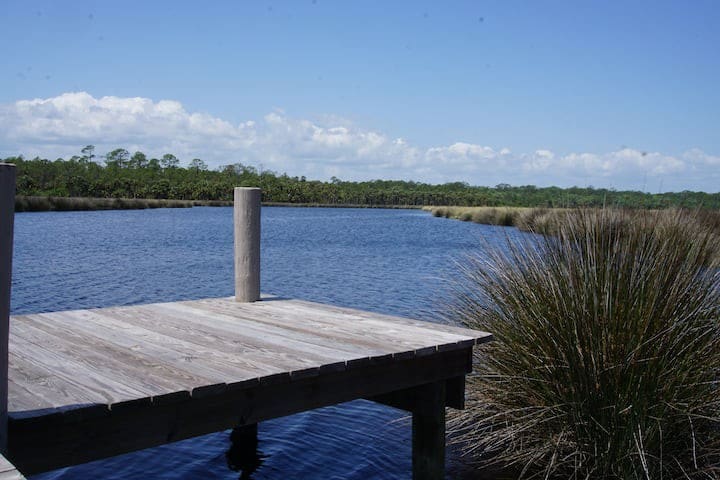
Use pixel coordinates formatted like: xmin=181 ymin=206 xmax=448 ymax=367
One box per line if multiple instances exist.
xmin=11 ymin=207 xmax=510 ymax=480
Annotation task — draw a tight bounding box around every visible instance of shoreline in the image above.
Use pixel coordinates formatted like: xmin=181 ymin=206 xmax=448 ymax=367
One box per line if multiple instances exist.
xmin=14 ymin=196 xmax=424 ymax=213
xmin=422 ymin=205 xmax=558 ymax=232
xmin=423 ymin=205 xmax=720 ymax=239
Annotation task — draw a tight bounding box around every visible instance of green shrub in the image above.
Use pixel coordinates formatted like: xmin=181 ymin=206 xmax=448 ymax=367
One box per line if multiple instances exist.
xmin=450 ymin=209 xmax=720 ymax=479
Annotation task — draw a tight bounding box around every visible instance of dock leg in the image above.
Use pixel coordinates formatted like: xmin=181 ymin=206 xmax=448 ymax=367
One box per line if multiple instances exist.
xmin=226 ymin=423 xmax=262 ymax=478
xmin=412 ymin=381 xmax=446 ymax=480
xmin=0 ymin=163 xmax=16 ymax=455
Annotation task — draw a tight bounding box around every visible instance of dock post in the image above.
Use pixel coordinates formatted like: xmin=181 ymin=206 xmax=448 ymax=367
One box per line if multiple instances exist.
xmin=232 ymin=187 xmax=261 ymax=464
xmin=0 ymin=163 xmax=16 ymax=454
xmin=412 ymin=381 xmax=446 ymax=480
xmin=233 ymin=187 xmax=261 ymax=303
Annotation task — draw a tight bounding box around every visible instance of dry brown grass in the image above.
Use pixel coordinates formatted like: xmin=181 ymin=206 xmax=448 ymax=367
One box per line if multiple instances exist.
xmin=423 ymin=206 xmax=565 ymax=232
xmin=449 ymin=208 xmax=720 ymax=479
xmin=14 ymin=196 xmax=233 ymax=212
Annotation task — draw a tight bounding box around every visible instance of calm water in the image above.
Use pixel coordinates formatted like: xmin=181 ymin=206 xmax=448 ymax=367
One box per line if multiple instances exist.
xmin=11 ymin=207 xmax=512 ymax=480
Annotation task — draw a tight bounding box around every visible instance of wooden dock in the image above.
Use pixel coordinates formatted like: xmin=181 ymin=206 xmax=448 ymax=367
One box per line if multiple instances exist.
xmin=7 ymin=297 xmax=490 ymax=475
xmin=0 ymin=164 xmax=492 ymax=479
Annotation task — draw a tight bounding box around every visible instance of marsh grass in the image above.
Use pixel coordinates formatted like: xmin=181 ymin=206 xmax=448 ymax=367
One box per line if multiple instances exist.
xmin=423 ymin=206 xmax=564 ymax=232
xmin=14 ymin=196 xmax=233 ymax=212
xmin=425 ymin=206 xmax=720 ymax=238
xmin=449 ymin=208 xmax=720 ymax=479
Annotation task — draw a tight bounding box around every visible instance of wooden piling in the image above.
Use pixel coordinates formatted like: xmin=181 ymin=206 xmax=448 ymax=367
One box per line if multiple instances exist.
xmin=0 ymin=163 xmax=16 ymax=454
xmin=412 ymin=381 xmax=446 ymax=480
xmin=233 ymin=188 xmax=261 ymax=302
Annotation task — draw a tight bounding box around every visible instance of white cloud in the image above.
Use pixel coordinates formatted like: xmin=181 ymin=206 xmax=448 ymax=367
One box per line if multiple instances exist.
xmin=1 ymin=92 xmax=718 ymax=192
xmin=683 ymin=148 xmax=720 ymax=167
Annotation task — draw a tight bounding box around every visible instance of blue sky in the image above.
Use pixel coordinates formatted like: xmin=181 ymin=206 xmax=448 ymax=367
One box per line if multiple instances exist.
xmin=1 ymin=0 xmax=719 ymax=192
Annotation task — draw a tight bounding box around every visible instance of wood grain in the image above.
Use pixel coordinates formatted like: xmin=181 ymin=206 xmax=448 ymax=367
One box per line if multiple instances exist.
xmin=0 ymin=453 xmax=24 ymax=479
xmin=8 ymin=297 xmax=489 ymax=413
xmin=5 ymin=295 xmax=490 ymax=475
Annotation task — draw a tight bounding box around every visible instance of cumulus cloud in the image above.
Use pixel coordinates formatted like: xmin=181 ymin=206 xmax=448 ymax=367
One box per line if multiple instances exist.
xmin=1 ymin=92 xmax=718 ymax=192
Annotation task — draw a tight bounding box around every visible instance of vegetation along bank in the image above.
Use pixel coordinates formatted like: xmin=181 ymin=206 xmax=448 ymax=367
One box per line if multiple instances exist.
xmin=4 ymin=147 xmax=720 ymax=211
xmin=426 ymin=205 xmax=720 ymax=235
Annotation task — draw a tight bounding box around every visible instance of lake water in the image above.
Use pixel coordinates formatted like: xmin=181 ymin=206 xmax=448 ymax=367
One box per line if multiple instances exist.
xmin=11 ymin=207 xmax=512 ymax=480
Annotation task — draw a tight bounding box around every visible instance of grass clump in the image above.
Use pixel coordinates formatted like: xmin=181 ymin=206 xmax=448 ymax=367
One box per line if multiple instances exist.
xmin=450 ymin=209 xmax=720 ymax=479
xmin=424 ymin=206 xmax=532 ymax=228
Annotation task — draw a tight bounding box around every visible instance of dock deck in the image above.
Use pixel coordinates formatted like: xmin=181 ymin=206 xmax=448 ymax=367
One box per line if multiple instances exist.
xmin=7 ymin=296 xmax=491 ymax=475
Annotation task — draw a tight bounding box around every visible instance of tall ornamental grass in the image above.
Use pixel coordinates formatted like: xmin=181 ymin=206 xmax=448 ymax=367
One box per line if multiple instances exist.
xmin=450 ymin=209 xmax=720 ymax=479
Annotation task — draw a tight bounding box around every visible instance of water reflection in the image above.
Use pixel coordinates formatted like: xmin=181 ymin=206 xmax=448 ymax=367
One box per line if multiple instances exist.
xmin=225 ymin=425 xmax=266 ymax=479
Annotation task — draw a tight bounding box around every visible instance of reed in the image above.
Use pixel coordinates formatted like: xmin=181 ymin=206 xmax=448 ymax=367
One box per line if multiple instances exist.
xmin=426 ymin=206 xmax=720 ymax=238
xmin=449 ymin=208 xmax=720 ymax=479
xmin=13 ymin=196 xmax=233 ymax=212
xmin=423 ymin=206 xmax=553 ymax=231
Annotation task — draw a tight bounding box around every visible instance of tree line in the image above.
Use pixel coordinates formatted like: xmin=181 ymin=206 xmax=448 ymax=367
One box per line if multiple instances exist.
xmin=3 ymin=146 xmax=719 ymax=209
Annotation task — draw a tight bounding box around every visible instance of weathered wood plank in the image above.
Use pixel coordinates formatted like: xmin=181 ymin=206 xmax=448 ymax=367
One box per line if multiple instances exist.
xmin=9 ymin=314 xmax=240 ymax=413
xmin=285 ymin=298 xmax=493 ymax=344
xmin=30 ymin=309 xmax=262 ymax=382
xmin=96 ymin=303 xmax=342 ymax=384
xmin=167 ymin=299 xmax=394 ymax=357
xmin=177 ymin=300 xmax=396 ymax=366
xmin=242 ymin=298 xmax=482 ymax=347
xmin=0 ymin=453 xmax=24 ymax=479
xmin=161 ymin=299 xmax=392 ymax=358
xmin=10 ymin=317 xmax=200 ymax=402
xmin=0 ymin=471 xmax=25 ymax=480
xmin=112 ymin=302 xmax=363 ymax=371
xmin=192 ymin=298 xmax=427 ymax=349
xmin=8 ymin=348 xmax=473 ymax=475
xmin=188 ymin=297 xmax=474 ymax=355
xmin=9 ymin=331 xmax=147 ymax=407
xmin=7 ymin=353 xmax=109 ymax=412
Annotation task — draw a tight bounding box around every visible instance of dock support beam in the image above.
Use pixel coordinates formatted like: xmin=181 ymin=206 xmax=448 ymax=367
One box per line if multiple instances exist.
xmin=233 ymin=187 xmax=261 ymax=303
xmin=412 ymin=381 xmax=446 ymax=480
xmin=0 ymin=164 xmax=16 ymax=454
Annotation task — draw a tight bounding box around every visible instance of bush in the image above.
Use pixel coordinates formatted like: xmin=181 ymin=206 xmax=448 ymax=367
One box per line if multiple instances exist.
xmin=450 ymin=209 xmax=720 ymax=479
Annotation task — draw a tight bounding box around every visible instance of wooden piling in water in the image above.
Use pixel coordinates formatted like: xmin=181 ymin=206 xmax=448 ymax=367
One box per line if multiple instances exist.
xmin=0 ymin=163 xmax=16 ymax=454
xmin=412 ymin=380 xmax=446 ymax=480
xmin=233 ymin=187 xmax=261 ymax=302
